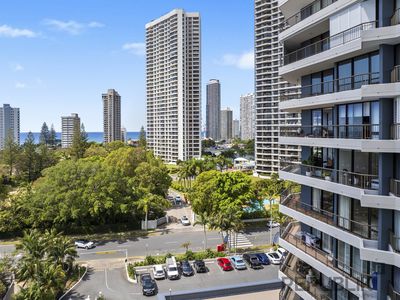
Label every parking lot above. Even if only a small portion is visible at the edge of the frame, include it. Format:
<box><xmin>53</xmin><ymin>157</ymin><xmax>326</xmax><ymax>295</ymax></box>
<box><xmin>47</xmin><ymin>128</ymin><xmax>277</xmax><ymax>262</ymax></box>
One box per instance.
<box><xmin>66</xmin><ymin>259</ymin><xmax>280</xmax><ymax>299</ymax></box>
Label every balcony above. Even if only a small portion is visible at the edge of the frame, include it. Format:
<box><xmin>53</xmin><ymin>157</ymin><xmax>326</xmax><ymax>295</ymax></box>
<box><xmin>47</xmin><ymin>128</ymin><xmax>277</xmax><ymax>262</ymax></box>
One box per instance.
<box><xmin>283</xmin><ymin>22</ymin><xmax>376</xmax><ymax>66</ymax></box>
<box><xmin>280</xmin><ymin>222</ymin><xmax>373</xmax><ymax>290</ymax></box>
<box><xmin>389</xmin><ymin>283</ymin><xmax>400</xmax><ymax>300</ymax></box>
<box><xmin>281</xmin><ymin>192</ymin><xmax>378</xmax><ymax>240</ymax></box>
<box><xmin>280</xmin><ymin>161</ymin><xmax>379</xmax><ymax>191</ymax></box>
<box><xmin>280</xmin><ymin>254</ymin><xmax>332</xmax><ymax>300</ymax></box>
<box><xmin>280</xmin><ymin>0</ymin><xmax>337</xmax><ymax>31</ymax></box>
<box><xmin>392</xmin><ymin>65</ymin><xmax>400</xmax><ymax>83</ymax></box>
<box><xmin>280</xmin><ymin>72</ymin><xmax>380</xmax><ymax>102</ymax></box>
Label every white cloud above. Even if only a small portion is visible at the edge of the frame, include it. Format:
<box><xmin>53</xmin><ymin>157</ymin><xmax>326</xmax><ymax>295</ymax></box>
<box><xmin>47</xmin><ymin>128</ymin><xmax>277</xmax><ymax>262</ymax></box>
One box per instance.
<box><xmin>43</xmin><ymin>19</ymin><xmax>104</xmax><ymax>35</ymax></box>
<box><xmin>122</xmin><ymin>42</ymin><xmax>145</xmax><ymax>56</ymax></box>
<box><xmin>14</xmin><ymin>63</ymin><xmax>24</xmax><ymax>71</ymax></box>
<box><xmin>218</xmin><ymin>51</ymin><xmax>254</xmax><ymax>70</ymax></box>
<box><xmin>15</xmin><ymin>82</ymin><xmax>26</xmax><ymax>89</ymax></box>
<box><xmin>0</xmin><ymin>25</ymin><xmax>37</xmax><ymax>38</ymax></box>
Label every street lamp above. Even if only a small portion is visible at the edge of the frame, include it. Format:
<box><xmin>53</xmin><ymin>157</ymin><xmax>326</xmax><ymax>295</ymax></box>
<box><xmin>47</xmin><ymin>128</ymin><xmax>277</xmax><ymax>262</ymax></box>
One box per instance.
<box><xmin>169</xmin><ymin>288</ymin><xmax>172</xmax><ymax>300</ymax></box>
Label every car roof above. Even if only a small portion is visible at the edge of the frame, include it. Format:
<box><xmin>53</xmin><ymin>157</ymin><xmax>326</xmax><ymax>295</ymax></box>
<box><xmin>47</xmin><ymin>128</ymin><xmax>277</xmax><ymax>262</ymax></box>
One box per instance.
<box><xmin>230</xmin><ymin>255</ymin><xmax>242</xmax><ymax>260</ymax></box>
<box><xmin>154</xmin><ymin>265</ymin><xmax>163</xmax><ymax>270</ymax></box>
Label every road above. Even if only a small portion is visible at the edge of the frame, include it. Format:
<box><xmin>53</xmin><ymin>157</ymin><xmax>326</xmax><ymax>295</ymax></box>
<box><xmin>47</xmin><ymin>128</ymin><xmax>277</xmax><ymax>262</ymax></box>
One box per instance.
<box><xmin>0</xmin><ymin>227</ymin><xmax>279</xmax><ymax>262</ymax></box>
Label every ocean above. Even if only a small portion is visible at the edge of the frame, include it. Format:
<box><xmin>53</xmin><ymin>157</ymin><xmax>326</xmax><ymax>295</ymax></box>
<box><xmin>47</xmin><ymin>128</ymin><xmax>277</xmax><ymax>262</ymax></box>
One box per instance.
<box><xmin>20</xmin><ymin>132</ymin><xmax>140</xmax><ymax>144</ymax></box>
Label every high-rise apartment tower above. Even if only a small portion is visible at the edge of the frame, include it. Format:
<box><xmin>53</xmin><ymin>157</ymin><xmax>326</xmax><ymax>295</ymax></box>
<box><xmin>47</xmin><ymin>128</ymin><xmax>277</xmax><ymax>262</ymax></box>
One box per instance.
<box><xmin>206</xmin><ymin>79</ymin><xmax>221</xmax><ymax>141</ymax></box>
<box><xmin>102</xmin><ymin>89</ymin><xmax>121</xmax><ymax>143</ymax></box>
<box><xmin>61</xmin><ymin>113</ymin><xmax>80</xmax><ymax>148</ymax></box>
<box><xmin>0</xmin><ymin>104</ymin><xmax>19</xmax><ymax>149</ymax></box>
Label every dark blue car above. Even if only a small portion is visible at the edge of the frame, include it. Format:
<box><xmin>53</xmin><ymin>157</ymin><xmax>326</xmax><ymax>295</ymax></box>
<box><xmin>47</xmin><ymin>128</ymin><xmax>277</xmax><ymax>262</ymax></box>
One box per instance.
<box><xmin>255</xmin><ymin>253</ymin><xmax>270</xmax><ymax>265</ymax></box>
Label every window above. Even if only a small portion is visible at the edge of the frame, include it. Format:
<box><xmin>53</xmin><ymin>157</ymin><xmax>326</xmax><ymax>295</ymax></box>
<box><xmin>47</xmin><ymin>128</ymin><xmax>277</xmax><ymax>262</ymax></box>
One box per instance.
<box><xmin>338</xmin><ymin>195</ymin><xmax>351</xmax><ymax>230</ymax></box>
<box><xmin>354</xmin><ymin>55</ymin><xmax>369</xmax><ymax>89</ymax></box>
<box><xmin>337</xmin><ymin>240</ymin><xmax>351</xmax><ymax>274</ymax></box>
<box><xmin>338</xmin><ymin>60</ymin><xmax>352</xmax><ymax>91</ymax></box>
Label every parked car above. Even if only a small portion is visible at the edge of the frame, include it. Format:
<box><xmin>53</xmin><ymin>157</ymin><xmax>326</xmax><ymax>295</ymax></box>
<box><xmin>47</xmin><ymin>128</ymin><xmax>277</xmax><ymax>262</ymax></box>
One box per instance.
<box><xmin>267</xmin><ymin>221</ymin><xmax>280</xmax><ymax>228</ymax></box>
<box><xmin>180</xmin><ymin>216</ymin><xmax>191</xmax><ymax>226</ymax></box>
<box><xmin>275</xmin><ymin>247</ymin><xmax>288</xmax><ymax>260</ymax></box>
<box><xmin>180</xmin><ymin>260</ymin><xmax>194</xmax><ymax>276</ymax></box>
<box><xmin>152</xmin><ymin>265</ymin><xmax>165</xmax><ymax>280</ymax></box>
<box><xmin>242</xmin><ymin>254</ymin><xmax>263</xmax><ymax>269</ymax></box>
<box><xmin>175</xmin><ymin>196</ymin><xmax>182</xmax><ymax>205</ymax></box>
<box><xmin>254</xmin><ymin>253</ymin><xmax>270</xmax><ymax>265</ymax></box>
<box><xmin>217</xmin><ymin>257</ymin><xmax>233</xmax><ymax>271</ymax></box>
<box><xmin>193</xmin><ymin>259</ymin><xmax>207</xmax><ymax>273</ymax></box>
<box><xmin>266</xmin><ymin>251</ymin><xmax>282</xmax><ymax>265</ymax></box>
<box><xmin>166</xmin><ymin>256</ymin><xmax>180</xmax><ymax>280</ymax></box>
<box><xmin>140</xmin><ymin>273</ymin><xmax>157</xmax><ymax>296</ymax></box>
<box><xmin>74</xmin><ymin>240</ymin><xmax>95</xmax><ymax>249</ymax></box>
<box><xmin>230</xmin><ymin>255</ymin><xmax>247</xmax><ymax>270</ymax></box>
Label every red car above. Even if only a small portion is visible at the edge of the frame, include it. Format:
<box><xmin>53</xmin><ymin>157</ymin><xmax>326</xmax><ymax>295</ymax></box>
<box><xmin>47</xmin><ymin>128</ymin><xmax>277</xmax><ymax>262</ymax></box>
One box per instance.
<box><xmin>217</xmin><ymin>257</ymin><xmax>234</xmax><ymax>271</ymax></box>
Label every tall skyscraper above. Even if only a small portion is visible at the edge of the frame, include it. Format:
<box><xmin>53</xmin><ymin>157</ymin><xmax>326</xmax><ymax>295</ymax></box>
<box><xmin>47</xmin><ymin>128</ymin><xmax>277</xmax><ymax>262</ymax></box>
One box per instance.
<box><xmin>146</xmin><ymin>9</ymin><xmax>201</xmax><ymax>162</ymax></box>
<box><xmin>121</xmin><ymin>127</ymin><xmax>127</xmax><ymax>143</ymax></box>
<box><xmin>220</xmin><ymin>108</ymin><xmax>233</xmax><ymax>141</ymax></box>
<box><xmin>61</xmin><ymin>113</ymin><xmax>80</xmax><ymax>148</ymax></box>
<box><xmin>254</xmin><ymin>0</ymin><xmax>300</xmax><ymax>176</ymax></box>
<box><xmin>0</xmin><ymin>104</ymin><xmax>19</xmax><ymax>149</ymax></box>
<box><xmin>206</xmin><ymin>79</ymin><xmax>221</xmax><ymax>141</ymax></box>
<box><xmin>102</xmin><ymin>89</ymin><xmax>121</xmax><ymax>143</ymax></box>
<box><xmin>277</xmin><ymin>1</ymin><xmax>400</xmax><ymax>300</ymax></box>
<box><xmin>240</xmin><ymin>93</ymin><xmax>255</xmax><ymax>140</ymax></box>
<box><xmin>233</xmin><ymin>119</ymin><xmax>240</xmax><ymax>139</ymax></box>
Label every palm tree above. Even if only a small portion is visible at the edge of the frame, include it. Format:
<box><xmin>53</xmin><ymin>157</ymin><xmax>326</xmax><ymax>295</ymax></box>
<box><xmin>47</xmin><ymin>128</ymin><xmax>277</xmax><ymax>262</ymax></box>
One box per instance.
<box><xmin>137</xmin><ymin>192</ymin><xmax>171</xmax><ymax>230</ymax></box>
<box><xmin>193</xmin><ymin>211</ymin><xmax>209</xmax><ymax>250</ymax></box>
<box><xmin>181</xmin><ymin>241</ymin><xmax>191</xmax><ymax>252</ymax></box>
<box><xmin>45</xmin><ymin>230</ymin><xmax>77</xmax><ymax>271</ymax></box>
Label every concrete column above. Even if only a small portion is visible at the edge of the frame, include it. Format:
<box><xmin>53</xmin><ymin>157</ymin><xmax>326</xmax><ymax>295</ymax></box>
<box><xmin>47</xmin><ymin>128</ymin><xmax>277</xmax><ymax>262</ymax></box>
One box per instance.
<box><xmin>379</xmin><ymin>0</ymin><xmax>395</xmax><ymax>28</ymax></box>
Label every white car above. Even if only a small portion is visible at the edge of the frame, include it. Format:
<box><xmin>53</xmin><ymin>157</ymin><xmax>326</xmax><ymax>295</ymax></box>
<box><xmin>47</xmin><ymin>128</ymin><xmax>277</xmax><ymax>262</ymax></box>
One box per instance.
<box><xmin>74</xmin><ymin>240</ymin><xmax>95</xmax><ymax>249</ymax></box>
<box><xmin>275</xmin><ymin>247</ymin><xmax>288</xmax><ymax>260</ymax></box>
<box><xmin>180</xmin><ymin>216</ymin><xmax>191</xmax><ymax>226</ymax></box>
<box><xmin>267</xmin><ymin>221</ymin><xmax>280</xmax><ymax>228</ymax></box>
<box><xmin>152</xmin><ymin>264</ymin><xmax>165</xmax><ymax>280</ymax></box>
<box><xmin>266</xmin><ymin>251</ymin><xmax>281</xmax><ymax>265</ymax></box>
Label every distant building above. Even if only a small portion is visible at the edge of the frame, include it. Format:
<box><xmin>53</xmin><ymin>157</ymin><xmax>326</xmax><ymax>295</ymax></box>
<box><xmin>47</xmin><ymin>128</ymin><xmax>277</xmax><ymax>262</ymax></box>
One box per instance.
<box><xmin>220</xmin><ymin>108</ymin><xmax>233</xmax><ymax>141</ymax></box>
<box><xmin>240</xmin><ymin>93</ymin><xmax>255</xmax><ymax>140</ymax></box>
<box><xmin>0</xmin><ymin>104</ymin><xmax>19</xmax><ymax>149</ymax></box>
<box><xmin>206</xmin><ymin>79</ymin><xmax>221</xmax><ymax>141</ymax></box>
<box><xmin>103</xmin><ymin>89</ymin><xmax>121</xmax><ymax>143</ymax></box>
<box><xmin>121</xmin><ymin>127</ymin><xmax>127</xmax><ymax>143</ymax></box>
<box><xmin>233</xmin><ymin>119</ymin><xmax>240</xmax><ymax>139</ymax></box>
<box><xmin>146</xmin><ymin>9</ymin><xmax>201</xmax><ymax>162</ymax></box>
<box><xmin>61</xmin><ymin>113</ymin><xmax>80</xmax><ymax>148</ymax></box>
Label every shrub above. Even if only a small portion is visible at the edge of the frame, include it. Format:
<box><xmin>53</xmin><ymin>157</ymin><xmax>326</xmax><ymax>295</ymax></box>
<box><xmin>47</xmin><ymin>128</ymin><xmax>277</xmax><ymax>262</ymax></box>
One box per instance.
<box><xmin>127</xmin><ymin>264</ymin><xmax>136</xmax><ymax>279</ymax></box>
<box><xmin>144</xmin><ymin>255</ymin><xmax>156</xmax><ymax>266</ymax></box>
<box><xmin>184</xmin><ymin>250</ymin><xmax>195</xmax><ymax>261</ymax></box>
<box><xmin>205</xmin><ymin>248</ymin><xmax>216</xmax><ymax>258</ymax></box>
<box><xmin>0</xmin><ymin>281</ymin><xmax>6</xmax><ymax>296</ymax></box>
<box><xmin>165</xmin><ymin>252</ymin><xmax>172</xmax><ymax>259</ymax></box>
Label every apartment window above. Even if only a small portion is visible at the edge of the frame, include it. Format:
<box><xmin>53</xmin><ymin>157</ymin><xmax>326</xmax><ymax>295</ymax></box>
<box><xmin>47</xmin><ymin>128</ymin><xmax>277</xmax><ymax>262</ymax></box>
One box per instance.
<box><xmin>338</xmin><ymin>60</ymin><xmax>352</xmax><ymax>91</ymax></box>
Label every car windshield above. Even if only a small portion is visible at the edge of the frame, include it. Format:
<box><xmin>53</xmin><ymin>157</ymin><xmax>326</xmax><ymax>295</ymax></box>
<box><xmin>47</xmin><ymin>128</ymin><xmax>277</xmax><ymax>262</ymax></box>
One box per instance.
<box><xmin>156</xmin><ymin>270</ymin><xmax>163</xmax><ymax>274</ymax></box>
<box><xmin>143</xmin><ymin>281</ymin><xmax>154</xmax><ymax>288</ymax></box>
<box><xmin>236</xmin><ymin>260</ymin><xmax>244</xmax><ymax>264</ymax></box>
<box><xmin>270</xmin><ymin>253</ymin><xmax>279</xmax><ymax>259</ymax></box>
<box><xmin>169</xmin><ymin>267</ymin><xmax>177</xmax><ymax>271</ymax></box>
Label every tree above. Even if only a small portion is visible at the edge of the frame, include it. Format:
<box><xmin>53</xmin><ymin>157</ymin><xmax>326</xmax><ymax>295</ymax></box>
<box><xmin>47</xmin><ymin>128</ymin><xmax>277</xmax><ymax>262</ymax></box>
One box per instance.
<box><xmin>193</xmin><ymin>211</ymin><xmax>209</xmax><ymax>250</ymax></box>
<box><xmin>70</xmin><ymin>123</ymin><xmax>88</xmax><ymax>159</ymax></box>
<box><xmin>137</xmin><ymin>192</ymin><xmax>170</xmax><ymax>230</ymax></box>
<box><xmin>181</xmin><ymin>241</ymin><xmax>191</xmax><ymax>252</ymax></box>
<box><xmin>2</xmin><ymin>131</ymin><xmax>19</xmax><ymax>178</ymax></box>
<box><xmin>18</xmin><ymin>132</ymin><xmax>38</xmax><ymax>182</ymax></box>
<box><xmin>48</xmin><ymin>124</ymin><xmax>57</xmax><ymax>148</ymax></box>
<box><xmin>138</xmin><ymin>126</ymin><xmax>146</xmax><ymax>148</ymax></box>
<box><xmin>39</xmin><ymin>122</ymin><xmax>50</xmax><ymax>145</ymax></box>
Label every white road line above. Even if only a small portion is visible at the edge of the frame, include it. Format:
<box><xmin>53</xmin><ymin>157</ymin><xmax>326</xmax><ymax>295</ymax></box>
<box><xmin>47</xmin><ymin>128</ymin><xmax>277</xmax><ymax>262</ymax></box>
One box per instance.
<box><xmin>165</xmin><ymin>241</ymin><xmax>178</xmax><ymax>244</ymax></box>
<box><xmin>104</xmin><ymin>269</ymin><xmax>116</xmax><ymax>292</ymax></box>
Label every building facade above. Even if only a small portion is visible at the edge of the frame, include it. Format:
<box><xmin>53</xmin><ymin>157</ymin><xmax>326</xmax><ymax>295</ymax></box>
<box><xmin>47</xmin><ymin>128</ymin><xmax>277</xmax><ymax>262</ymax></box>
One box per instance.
<box><xmin>206</xmin><ymin>79</ymin><xmax>221</xmax><ymax>141</ymax></box>
<box><xmin>233</xmin><ymin>119</ymin><xmax>240</xmax><ymax>139</ymax></box>
<box><xmin>254</xmin><ymin>0</ymin><xmax>301</xmax><ymax>176</ymax></box>
<box><xmin>146</xmin><ymin>9</ymin><xmax>201</xmax><ymax>162</ymax></box>
<box><xmin>277</xmin><ymin>1</ymin><xmax>400</xmax><ymax>300</ymax></box>
<box><xmin>121</xmin><ymin>127</ymin><xmax>127</xmax><ymax>143</ymax></box>
<box><xmin>61</xmin><ymin>113</ymin><xmax>80</xmax><ymax>148</ymax></box>
<box><xmin>102</xmin><ymin>89</ymin><xmax>121</xmax><ymax>143</ymax></box>
<box><xmin>0</xmin><ymin>104</ymin><xmax>19</xmax><ymax>149</ymax></box>
<box><xmin>240</xmin><ymin>93</ymin><xmax>255</xmax><ymax>140</ymax></box>
<box><xmin>220</xmin><ymin>108</ymin><xmax>233</xmax><ymax>141</ymax></box>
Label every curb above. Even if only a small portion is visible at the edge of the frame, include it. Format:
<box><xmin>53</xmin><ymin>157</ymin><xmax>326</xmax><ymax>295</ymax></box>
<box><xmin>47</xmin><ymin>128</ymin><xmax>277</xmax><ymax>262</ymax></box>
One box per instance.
<box><xmin>58</xmin><ymin>265</ymin><xmax>88</xmax><ymax>300</ymax></box>
<box><xmin>125</xmin><ymin>263</ymin><xmax>137</xmax><ymax>283</ymax></box>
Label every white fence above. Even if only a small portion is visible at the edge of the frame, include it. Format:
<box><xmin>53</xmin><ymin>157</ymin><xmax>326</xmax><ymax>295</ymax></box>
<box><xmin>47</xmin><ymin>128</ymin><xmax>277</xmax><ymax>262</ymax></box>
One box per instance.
<box><xmin>141</xmin><ymin>216</ymin><xmax>168</xmax><ymax>230</ymax></box>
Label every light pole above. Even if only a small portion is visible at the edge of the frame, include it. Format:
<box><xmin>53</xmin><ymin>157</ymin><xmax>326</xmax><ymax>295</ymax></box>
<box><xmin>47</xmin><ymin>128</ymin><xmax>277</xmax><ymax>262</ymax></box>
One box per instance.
<box><xmin>269</xmin><ymin>199</ymin><xmax>273</xmax><ymax>247</ymax></box>
<box><xmin>169</xmin><ymin>288</ymin><xmax>172</xmax><ymax>300</ymax></box>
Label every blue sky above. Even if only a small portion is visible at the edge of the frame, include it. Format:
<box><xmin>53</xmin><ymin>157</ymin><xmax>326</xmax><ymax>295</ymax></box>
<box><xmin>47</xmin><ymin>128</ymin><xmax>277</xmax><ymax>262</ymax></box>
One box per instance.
<box><xmin>0</xmin><ymin>0</ymin><xmax>254</xmax><ymax>132</ymax></box>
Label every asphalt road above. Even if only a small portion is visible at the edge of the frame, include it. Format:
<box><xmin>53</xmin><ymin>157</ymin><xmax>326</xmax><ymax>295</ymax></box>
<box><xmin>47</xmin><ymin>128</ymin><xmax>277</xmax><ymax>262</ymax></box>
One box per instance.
<box><xmin>0</xmin><ymin>227</ymin><xmax>279</xmax><ymax>262</ymax></box>
<box><xmin>66</xmin><ymin>259</ymin><xmax>281</xmax><ymax>300</ymax></box>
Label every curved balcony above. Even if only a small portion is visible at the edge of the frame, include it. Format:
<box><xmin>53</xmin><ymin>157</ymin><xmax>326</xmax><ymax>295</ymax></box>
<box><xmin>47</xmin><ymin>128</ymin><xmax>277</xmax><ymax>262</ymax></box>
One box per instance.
<box><xmin>280</xmin><ymin>222</ymin><xmax>374</xmax><ymax>292</ymax></box>
<box><xmin>283</xmin><ymin>21</ymin><xmax>376</xmax><ymax>66</ymax></box>
<box><xmin>280</xmin><ymin>0</ymin><xmax>337</xmax><ymax>30</ymax></box>
<box><xmin>280</xmin><ymin>161</ymin><xmax>379</xmax><ymax>191</ymax></box>
<box><xmin>281</xmin><ymin>192</ymin><xmax>378</xmax><ymax>240</ymax></box>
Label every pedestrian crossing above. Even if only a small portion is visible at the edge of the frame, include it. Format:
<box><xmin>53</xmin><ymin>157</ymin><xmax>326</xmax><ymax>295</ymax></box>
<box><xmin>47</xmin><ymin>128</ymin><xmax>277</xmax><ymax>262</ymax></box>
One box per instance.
<box><xmin>227</xmin><ymin>232</ymin><xmax>253</xmax><ymax>249</ymax></box>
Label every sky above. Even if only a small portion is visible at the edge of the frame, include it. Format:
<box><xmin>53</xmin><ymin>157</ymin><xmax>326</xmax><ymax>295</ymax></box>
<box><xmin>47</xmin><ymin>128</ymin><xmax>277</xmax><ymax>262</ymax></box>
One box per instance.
<box><xmin>0</xmin><ymin>0</ymin><xmax>254</xmax><ymax>132</ymax></box>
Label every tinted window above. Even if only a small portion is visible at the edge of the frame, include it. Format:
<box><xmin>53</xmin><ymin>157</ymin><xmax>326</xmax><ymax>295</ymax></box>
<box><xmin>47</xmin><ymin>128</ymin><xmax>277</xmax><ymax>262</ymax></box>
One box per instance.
<box><xmin>338</xmin><ymin>60</ymin><xmax>352</xmax><ymax>91</ymax></box>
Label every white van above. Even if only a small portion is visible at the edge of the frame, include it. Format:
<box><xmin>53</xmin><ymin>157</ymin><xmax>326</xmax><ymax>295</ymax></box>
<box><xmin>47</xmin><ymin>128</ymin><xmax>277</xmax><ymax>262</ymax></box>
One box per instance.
<box><xmin>166</xmin><ymin>256</ymin><xmax>179</xmax><ymax>280</ymax></box>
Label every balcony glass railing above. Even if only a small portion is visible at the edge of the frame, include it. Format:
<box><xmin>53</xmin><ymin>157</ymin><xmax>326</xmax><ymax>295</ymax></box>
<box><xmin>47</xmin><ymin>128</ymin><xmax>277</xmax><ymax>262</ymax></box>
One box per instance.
<box><xmin>280</xmin><ymin>254</ymin><xmax>332</xmax><ymax>300</ymax></box>
<box><xmin>281</xmin><ymin>192</ymin><xmax>378</xmax><ymax>239</ymax></box>
<box><xmin>281</xmin><ymin>222</ymin><xmax>373</xmax><ymax>288</ymax></box>
<box><xmin>280</xmin><ymin>161</ymin><xmax>380</xmax><ymax>191</ymax></box>
<box><xmin>280</xmin><ymin>124</ymin><xmax>380</xmax><ymax>140</ymax></box>
<box><xmin>280</xmin><ymin>72</ymin><xmax>380</xmax><ymax>101</ymax></box>
<box><xmin>280</xmin><ymin>0</ymin><xmax>338</xmax><ymax>30</ymax></box>
<box><xmin>391</xmin><ymin>8</ymin><xmax>400</xmax><ymax>26</ymax></box>
<box><xmin>390</xmin><ymin>179</ymin><xmax>400</xmax><ymax>197</ymax></box>
<box><xmin>283</xmin><ymin>21</ymin><xmax>376</xmax><ymax>65</ymax></box>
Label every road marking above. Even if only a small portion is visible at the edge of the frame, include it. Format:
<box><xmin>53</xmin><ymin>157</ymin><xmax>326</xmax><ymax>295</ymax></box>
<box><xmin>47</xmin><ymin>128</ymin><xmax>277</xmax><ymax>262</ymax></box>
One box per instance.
<box><xmin>165</xmin><ymin>241</ymin><xmax>178</xmax><ymax>244</ymax></box>
<box><xmin>104</xmin><ymin>269</ymin><xmax>116</xmax><ymax>292</ymax></box>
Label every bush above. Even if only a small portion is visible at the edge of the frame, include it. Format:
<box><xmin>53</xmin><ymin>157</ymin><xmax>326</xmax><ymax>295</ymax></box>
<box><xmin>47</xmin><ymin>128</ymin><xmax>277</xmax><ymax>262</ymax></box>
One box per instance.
<box><xmin>144</xmin><ymin>255</ymin><xmax>156</xmax><ymax>265</ymax></box>
<box><xmin>241</xmin><ymin>209</ymin><xmax>266</xmax><ymax>220</ymax></box>
<box><xmin>165</xmin><ymin>252</ymin><xmax>172</xmax><ymax>259</ymax></box>
<box><xmin>127</xmin><ymin>264</ymin><xmax>136</xmax><ymax>279</ymax></box>
<box><xmin>0</xmin><ymin>281</ymin><xmax>6</xmax><ymax>297</ymax></box>
<box><xmin>184</xmin><ymin>250</ymin><xmax>195</xmax><ymax>261</ymax></box>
